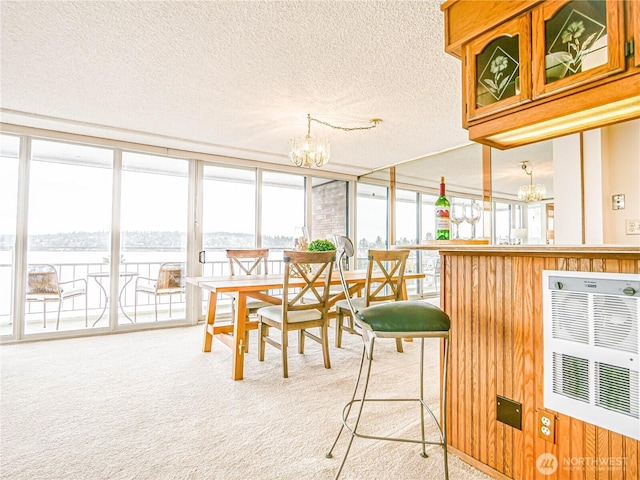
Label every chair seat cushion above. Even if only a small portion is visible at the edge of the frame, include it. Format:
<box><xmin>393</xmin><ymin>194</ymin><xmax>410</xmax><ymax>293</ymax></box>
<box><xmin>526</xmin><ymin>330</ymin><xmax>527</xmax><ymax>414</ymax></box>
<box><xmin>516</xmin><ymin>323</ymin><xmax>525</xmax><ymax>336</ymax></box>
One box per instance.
<box><xmin>138</xmin><ymin>285</ymin><xmax>182</xmax><ymax>295</ymax></box>
<box><xmin>257</xmin><ymin>305</ymin><xmax>323</xmax><ymax>324</ymax></box>
<box><xmin>137</xmin><ymin>284</ymin><xmax>157</xmax><ymax>294</ymax></box>
<box><xmin>60</xmin><ymin>287</ymin><xmax>86</xmax><ymax>298</ymax></box>
<box><xmin>246</xmin><ymin>298</ymin><xmax>273</xmax><ymax>311</ymax></box>
<box><xmin>357</xmin><ymin>301</ymin><xmax>450</xmax><ymax>333</ymax></box>
<box><xmin>335</xmin><ymin>298</ymin><xmax>388</xmax><ymax>311</ymax></box>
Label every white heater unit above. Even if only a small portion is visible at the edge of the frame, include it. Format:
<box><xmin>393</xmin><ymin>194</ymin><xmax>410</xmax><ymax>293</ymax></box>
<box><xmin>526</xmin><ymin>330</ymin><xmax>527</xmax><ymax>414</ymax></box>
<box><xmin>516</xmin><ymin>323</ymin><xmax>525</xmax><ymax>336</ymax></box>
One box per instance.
<box><xmin>543</xmin><ymin>270</ymin><xmax>640</xmax><ymax>440</ymax></box>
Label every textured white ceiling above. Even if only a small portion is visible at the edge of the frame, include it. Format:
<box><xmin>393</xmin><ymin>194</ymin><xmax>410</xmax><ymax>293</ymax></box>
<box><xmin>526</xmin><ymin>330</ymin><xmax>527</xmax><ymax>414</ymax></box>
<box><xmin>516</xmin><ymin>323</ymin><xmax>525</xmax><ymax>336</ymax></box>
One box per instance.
<box><xmin>0</xmin><ymin>0</ymin><xmax>471</xmax><ymax>176</ymax></box>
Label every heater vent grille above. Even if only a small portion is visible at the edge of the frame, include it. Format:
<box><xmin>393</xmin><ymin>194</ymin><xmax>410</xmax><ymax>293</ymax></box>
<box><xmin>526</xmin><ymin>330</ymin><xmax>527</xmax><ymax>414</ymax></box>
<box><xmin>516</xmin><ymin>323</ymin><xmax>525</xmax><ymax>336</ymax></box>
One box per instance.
<box><xmin>553</xmin><ymin>352</ymin><xmax>590</xmax><ymax>402</ymax></box>
<box><xmin>551</xmin><ymin>291</ymin><xmax>589</xmax><ymax>344</ymax></box>
<box><xmin>596</xmin><ymin>362</ymin><xmax>639</xmax><ymax>419</ymax></box>
<box><xmin>543</xmin><ymin>271</ymin><xmax>640</xmax><ymax>441</ymax></box>
<box><xmin>593</xmin><ymin>295</ymin><xmax>638</xmax><ymax>354</ymax></box>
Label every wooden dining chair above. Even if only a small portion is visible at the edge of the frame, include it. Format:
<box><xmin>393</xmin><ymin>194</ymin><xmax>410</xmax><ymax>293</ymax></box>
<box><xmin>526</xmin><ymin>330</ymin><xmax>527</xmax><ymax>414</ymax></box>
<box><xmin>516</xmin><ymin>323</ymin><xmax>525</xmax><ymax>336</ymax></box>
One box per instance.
<box><xmin>257</xmin><ymin>250</ymin><xmax>335</xmax><ymax>378</ymax></box>
<box><xmin>225</xmin><ymin>249</ymin><xmax>271</xmax><ymax>351</ymax></box>
<box><xmin>334</xmin><ymin>248</ymin><xmax>410</xmax><ymax>352</ymax></box>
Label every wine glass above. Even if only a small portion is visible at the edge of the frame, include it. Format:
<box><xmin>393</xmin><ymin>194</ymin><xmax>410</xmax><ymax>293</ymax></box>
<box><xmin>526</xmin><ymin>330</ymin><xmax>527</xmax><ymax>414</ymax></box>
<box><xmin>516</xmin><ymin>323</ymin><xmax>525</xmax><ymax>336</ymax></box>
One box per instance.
<box><xmin>450</xmin><ymin>203</ymin><xmax>466</xmax><ymax>239</ymax></box>
<box><xmin>464</xmin><ymin>203</ymin><xmax>482</xmax><ymax>239</ymax></box>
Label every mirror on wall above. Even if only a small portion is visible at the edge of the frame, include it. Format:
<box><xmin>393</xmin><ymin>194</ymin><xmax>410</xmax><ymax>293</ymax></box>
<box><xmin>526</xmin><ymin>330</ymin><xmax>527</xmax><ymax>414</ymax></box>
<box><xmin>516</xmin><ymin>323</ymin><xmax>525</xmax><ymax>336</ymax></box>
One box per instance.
<box><xmin>394</xmin><ymin>144</ymin><xmax>483</xmax><ymax>196</ymax></box>
<box><xmin>491</xmin><ymin>141</ymin><xmax>554</xmax><ymax>245</ymax></box>
<box><xmin>358</xmin><ymin>139</ymin><xmax>555</xmax><ymax>245</ymax></box>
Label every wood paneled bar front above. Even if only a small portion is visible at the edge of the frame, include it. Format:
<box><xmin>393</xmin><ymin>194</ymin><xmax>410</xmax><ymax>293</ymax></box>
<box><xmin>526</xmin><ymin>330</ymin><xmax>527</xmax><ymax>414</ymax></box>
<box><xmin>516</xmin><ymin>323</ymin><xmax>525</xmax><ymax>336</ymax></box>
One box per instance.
<box><xmin>400</xmin><ymin>244</ymin><xmax>640</xmax><ymax>480</ymax></box>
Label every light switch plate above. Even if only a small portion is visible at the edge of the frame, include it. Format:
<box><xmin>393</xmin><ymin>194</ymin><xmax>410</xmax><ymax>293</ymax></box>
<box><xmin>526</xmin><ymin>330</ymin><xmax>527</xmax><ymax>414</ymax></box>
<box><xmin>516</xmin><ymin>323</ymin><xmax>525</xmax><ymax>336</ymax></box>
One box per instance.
<box><xmin>626</xmin><ymin>219</ymin><xmax>640</xmax><ymax>235</ymax></box>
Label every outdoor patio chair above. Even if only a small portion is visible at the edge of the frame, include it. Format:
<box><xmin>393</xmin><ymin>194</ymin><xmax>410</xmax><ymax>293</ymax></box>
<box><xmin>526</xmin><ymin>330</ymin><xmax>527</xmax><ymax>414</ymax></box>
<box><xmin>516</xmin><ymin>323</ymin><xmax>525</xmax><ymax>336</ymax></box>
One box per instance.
<box><xmin>25</xmin><ymin>264</ymin><xmax>87</xmax><ymax>330</ymax></box>
<box><xmin>134</xmin><ymin>263</ymin><xmax>184</xmax><ymax>321</ymax></box>
<box><xmin>257</xmin><ymin>250</ymin><xmax>335</xmax><ymax>378</ymax></box>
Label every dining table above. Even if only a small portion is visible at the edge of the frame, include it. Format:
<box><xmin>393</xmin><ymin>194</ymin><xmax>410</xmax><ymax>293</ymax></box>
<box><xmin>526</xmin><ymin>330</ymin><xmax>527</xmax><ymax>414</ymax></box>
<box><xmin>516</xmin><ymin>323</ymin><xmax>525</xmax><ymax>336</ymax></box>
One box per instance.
<box><xmin>186</xmin><ymin>270</ymin><xmax>424</xmax><ymax>380</ymax></box>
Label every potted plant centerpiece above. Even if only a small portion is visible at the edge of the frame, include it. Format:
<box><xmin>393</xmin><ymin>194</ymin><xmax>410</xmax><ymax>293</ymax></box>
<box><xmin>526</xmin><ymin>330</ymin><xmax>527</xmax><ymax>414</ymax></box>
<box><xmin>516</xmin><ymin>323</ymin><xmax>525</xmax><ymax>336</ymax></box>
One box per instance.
<box><xmin>307</xmin><ymin>239</ymin><xmax>336</xmax><ymax>253</ymax></box>
<box><xmin>291</xmin><ymin>238</ymin><xmax>336</xmax><ymax>277</ymax></box>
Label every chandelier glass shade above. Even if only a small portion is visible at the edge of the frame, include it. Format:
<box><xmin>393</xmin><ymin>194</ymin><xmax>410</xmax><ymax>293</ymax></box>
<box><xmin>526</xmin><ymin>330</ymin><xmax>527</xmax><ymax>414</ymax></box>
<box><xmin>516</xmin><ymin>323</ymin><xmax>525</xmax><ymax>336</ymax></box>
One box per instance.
<box><xmin>517</xmin><ymin>161</ymin><xmax>546</xmax><ymax>202</ymax></box>
<box><xmin>288</xmin><ymin>114</ymin><xmax>381</xmax><ymax>168</ymax></box>
<box><xmin>289</xmin><ymin>133</ymin><xmax>330</xmax><ymax>168</ymax></box>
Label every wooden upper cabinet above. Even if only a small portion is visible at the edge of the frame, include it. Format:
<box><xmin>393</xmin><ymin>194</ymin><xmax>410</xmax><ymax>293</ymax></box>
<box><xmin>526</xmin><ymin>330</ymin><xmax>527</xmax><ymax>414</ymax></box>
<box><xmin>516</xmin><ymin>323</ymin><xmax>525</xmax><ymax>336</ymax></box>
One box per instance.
<box><xmin>631</xmin><ymin>0</ymin><xmax>640</xmax><ymax>69</ymax></box>
<box><xmin>532</xmin><ymin>0</ymin><xmax>625</xmax><ymax>99</ymax></box>
<box><xmin>443</xmin><ymin>0</ymin><xmax>639</xmax><ymax>149</ymax></box>
<box><xmin>464</xmin><ymin>15</ymin><xmax>532</xmax><ymax>122</ymax></box>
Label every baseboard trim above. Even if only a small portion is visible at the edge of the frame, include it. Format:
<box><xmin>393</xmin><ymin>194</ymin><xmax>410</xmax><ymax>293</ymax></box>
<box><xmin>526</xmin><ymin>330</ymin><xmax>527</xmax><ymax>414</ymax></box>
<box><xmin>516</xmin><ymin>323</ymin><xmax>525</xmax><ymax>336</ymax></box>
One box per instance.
<box><xmin>449</xmin><ymin>446</ymin><xmax>512</xmax><ymax>480</ymax></box>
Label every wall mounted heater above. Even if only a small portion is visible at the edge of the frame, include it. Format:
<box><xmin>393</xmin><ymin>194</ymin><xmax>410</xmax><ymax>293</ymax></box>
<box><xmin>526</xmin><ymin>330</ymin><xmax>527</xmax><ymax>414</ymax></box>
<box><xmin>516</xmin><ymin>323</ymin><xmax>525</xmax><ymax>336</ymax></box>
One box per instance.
<box><xmin>543</xmin><ymin>270</ymin><xmax>640</xmax><ymax>440</ymax></box>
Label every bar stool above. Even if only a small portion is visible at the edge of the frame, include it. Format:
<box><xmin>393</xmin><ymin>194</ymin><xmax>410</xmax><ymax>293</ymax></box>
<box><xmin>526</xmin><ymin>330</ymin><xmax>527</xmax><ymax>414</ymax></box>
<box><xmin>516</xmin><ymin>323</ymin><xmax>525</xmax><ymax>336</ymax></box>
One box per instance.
<box><xmin>326</xmin><ymin>235</ymin><xmax>451</xmax><ymax>479</ymax></box>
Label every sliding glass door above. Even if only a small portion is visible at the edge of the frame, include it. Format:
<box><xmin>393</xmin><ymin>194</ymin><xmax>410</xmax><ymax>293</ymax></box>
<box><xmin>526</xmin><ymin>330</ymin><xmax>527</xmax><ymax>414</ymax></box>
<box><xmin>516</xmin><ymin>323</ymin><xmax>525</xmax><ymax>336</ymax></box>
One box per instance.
<box><xmin>120</xmin><ymin>152</ymin><xmax>189</xmax><ymax>325</ymax></box>
<box><xmin>25</xmin><ymin>140</ymin><xmax>113</xmax><ymax>335</ymax></box>
<box><xmin>202</xmin><ymin>165</ymin><xmax>257</xmax><ymax>275</ymax></box>
<box><xmin>0</xmin><ymin>135</ymin><xmax>20</xmax><ymax>337</ymax></box>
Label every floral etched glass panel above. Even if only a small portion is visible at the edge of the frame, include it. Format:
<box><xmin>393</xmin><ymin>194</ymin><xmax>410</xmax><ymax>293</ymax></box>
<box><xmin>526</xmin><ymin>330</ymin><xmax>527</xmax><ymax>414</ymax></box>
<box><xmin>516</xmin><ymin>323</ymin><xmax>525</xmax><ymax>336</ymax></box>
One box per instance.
<box><xmin>544</xmin><ymin>0</ymin><xmax>607</xmax><ymax>84</ymax></box>
<box><xmin>475</xmin><ymin>35</ymin><xmax>520</xmax><ymax>108</ymax></box>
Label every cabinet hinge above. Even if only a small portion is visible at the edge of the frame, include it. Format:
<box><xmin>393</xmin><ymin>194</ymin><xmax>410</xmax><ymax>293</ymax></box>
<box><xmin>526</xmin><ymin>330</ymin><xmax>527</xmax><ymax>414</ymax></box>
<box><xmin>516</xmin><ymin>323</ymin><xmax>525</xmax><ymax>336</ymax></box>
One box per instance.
<box><xmin>625</xmin><ymin>40</ymin><xmax>635</xmax><ymax>57</ymax></box>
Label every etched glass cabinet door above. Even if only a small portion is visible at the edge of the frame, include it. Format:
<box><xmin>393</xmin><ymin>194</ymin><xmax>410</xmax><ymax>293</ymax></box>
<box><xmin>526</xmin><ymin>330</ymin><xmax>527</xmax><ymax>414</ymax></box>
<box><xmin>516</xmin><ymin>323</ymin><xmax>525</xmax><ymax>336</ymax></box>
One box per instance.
<box><xmin>532</xmin><ymin>0</ymin><xmax>625</xmax><ymax>99</ymax></box>
<box><xmin>464</xmin><ymin>15</ymin><xmax>531</xmax><ymax>122</ymax></box>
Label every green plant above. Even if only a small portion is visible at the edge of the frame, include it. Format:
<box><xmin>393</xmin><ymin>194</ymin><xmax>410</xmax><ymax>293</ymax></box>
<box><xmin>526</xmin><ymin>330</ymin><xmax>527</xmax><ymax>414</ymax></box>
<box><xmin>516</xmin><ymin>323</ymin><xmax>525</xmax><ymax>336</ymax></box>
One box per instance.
<box><xmin>308</xmin><ymin>239</ymin><xmax>336</xmax><ymax>252</ymax></box>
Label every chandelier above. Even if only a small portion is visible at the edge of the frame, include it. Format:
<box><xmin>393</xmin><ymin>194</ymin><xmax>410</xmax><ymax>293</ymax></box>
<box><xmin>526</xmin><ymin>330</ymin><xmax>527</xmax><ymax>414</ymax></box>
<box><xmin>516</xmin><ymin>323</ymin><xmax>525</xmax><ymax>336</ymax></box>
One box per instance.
<box><xmin>517</xmin><ymin>161</ymin><xmax>546</xmax><ymax>202</ymax></box>
<box><xmin>288</xmin><ymin>114</ymin><xmax>381</xmax><ymax>168</ymax></box>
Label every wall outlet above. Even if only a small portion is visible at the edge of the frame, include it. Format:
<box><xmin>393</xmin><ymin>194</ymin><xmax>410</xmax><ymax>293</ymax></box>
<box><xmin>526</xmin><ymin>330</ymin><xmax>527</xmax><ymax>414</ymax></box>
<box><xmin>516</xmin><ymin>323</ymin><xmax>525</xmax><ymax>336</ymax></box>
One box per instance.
<box><xmin>612</xmin><ymin>194</ymin><xmax>625</xmax><ymax>210</ymax></box>
<box><xmin>537</xmin><ymin>409</ymin><xmax>556</xmax><ymax>443</ymax></box>
<box><xmin>626</xmin><ymin>220</ymin><xmax>640</xmax><ymax>235</ymax></box>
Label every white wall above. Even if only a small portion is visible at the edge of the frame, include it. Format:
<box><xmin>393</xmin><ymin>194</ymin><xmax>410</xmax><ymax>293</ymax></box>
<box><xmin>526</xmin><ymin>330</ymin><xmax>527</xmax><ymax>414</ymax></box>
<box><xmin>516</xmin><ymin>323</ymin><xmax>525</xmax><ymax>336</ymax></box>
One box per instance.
<box><xmin>583</xmin><ymin>129</ymin><xmax>604</xmax><ymax>244</ymax></box>
<box><xmin>552</xmin><ymin>120</ymin><xmax>640</xmax><ymax>246</ymax></box>
<box><xmin>601</xmin><ymin>120</ymin><xmax>640</xmax><ymax>245</ymax></box>
<box><xmin>553</xmin><ymin>134</ymin><xmax>583</xmax><ymax>244</ymax></box>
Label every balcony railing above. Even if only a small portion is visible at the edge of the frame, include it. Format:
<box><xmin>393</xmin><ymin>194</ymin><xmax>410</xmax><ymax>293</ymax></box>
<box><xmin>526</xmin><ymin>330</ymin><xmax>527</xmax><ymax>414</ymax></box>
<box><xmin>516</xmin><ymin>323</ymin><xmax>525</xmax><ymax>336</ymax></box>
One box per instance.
<box><xmin>0</xmin><ymin>252</ymin><xmax>440</xmax><ymax>336</ymax></box>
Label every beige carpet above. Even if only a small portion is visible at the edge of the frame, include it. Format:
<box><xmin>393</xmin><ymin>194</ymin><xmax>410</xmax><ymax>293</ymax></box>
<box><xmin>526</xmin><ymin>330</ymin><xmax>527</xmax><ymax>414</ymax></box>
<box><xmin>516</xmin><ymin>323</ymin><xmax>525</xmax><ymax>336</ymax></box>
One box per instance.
<box><xmin>1</xmin><ymin>324</ymin><xmax>492</xmax><ymax>480</ymax></box>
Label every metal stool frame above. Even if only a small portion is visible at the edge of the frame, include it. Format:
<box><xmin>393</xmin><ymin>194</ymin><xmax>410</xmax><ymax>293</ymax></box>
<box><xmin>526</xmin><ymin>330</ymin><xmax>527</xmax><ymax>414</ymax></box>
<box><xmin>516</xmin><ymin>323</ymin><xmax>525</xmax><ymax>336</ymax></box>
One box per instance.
<box><xmin>326</xmin><ymin>235</ymin><xmax>450</xmax><ymax>479</ymax></box>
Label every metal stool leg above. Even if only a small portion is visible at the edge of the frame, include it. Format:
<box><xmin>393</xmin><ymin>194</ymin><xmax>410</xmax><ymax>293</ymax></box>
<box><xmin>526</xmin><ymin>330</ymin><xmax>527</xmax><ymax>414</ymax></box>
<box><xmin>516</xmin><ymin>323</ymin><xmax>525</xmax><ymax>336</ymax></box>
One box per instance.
<box><xmin>327</xmin><ymin>336</ymin><xmax>450</xmax><ymax>480</ymax></box>
<box><xmin>328</xmin><ymin>339</ymin><xmax>376</xmax><ymax>480</ymax></box>
<box><xmin>420</xmin><ymin>338</ymin><xmax>427</xmax><ymax>458</ymax></box>
<box><xmin>325</xmin><ymin>344</ymin><xmax>368</xmax><ymax>459</ymax></box>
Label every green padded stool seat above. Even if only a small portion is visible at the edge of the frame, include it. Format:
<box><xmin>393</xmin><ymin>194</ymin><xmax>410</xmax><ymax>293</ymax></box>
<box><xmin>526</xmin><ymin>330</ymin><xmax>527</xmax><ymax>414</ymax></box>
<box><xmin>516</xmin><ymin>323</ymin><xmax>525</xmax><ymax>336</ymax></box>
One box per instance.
<box><xmin>326</xmin><ymin>236</ymin><xmax>451</xmax><ymax>480</ymax></box>
<box><xmin>358</xmin><ymin>301</ymin><xmax>451</xmax><ymax>333</ymax></box>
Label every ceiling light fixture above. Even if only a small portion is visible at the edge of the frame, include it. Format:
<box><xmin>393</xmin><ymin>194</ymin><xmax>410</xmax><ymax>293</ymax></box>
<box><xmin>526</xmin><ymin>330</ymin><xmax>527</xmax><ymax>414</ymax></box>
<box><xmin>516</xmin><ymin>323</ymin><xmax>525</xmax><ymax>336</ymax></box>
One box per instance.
<box><xmin>289</xmin><ymin>114</ymin><xmax>382</xmax><ymax>168</ymax></box>
<box><xmin>518</xmin><ymin>160</ymin><xmax>546</xmax><ymax>202</ymax></box>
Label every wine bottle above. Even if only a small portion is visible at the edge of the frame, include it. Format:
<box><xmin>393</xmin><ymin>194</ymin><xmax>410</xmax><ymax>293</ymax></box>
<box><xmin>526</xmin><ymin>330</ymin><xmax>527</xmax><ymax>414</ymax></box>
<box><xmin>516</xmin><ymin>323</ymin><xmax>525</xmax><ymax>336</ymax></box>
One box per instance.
<box><xmin>435</xmin><ymin>176</ymin><xmax>451</xmax><ymax>240</ymax></box>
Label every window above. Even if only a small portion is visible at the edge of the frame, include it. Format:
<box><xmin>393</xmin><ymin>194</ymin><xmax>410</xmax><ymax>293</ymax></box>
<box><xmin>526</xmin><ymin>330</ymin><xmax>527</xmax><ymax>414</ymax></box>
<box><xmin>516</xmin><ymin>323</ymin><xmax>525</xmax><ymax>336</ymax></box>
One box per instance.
<box><xmin>356</xmin><ymin>183</ymin><xmax>388</xmax><ymax>268</ymax></box>
<box><xmin>420</xmin><ymin>193</ymin><xmax>438</xmax><ymax>242</ymax></box>
<box><xmin>0</xmin><ymin>135</ymin><xmax>20</xmax><ymax>336</ymax></box>
<box><xmin>261</xmin><ymin>171</ymin><xmax>305</xmax><ymax>257</ymax></box>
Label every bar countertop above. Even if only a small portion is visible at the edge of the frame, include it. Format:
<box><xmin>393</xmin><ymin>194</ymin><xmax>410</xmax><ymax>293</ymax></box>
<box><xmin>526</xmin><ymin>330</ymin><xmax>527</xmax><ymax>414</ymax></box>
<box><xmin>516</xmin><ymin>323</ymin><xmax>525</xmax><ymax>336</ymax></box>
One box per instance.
<box><xmin>395</xmin><ymin>242</ymin><xmax>640</xmax><ymax>258</ymax></box>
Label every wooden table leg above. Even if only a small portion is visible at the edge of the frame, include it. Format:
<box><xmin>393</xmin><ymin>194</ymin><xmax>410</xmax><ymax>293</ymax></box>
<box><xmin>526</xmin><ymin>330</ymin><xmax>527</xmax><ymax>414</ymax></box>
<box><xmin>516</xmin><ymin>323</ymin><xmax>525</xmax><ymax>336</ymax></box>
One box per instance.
<box><xmin>231</xmin><ymin>292</ymin><xmax>248</xmax><ymax>380</ymax></box>
<box><xmin>202</xmin><ymin>291</ymin><xmax>218</xmax><ymax>352</ymax></box>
